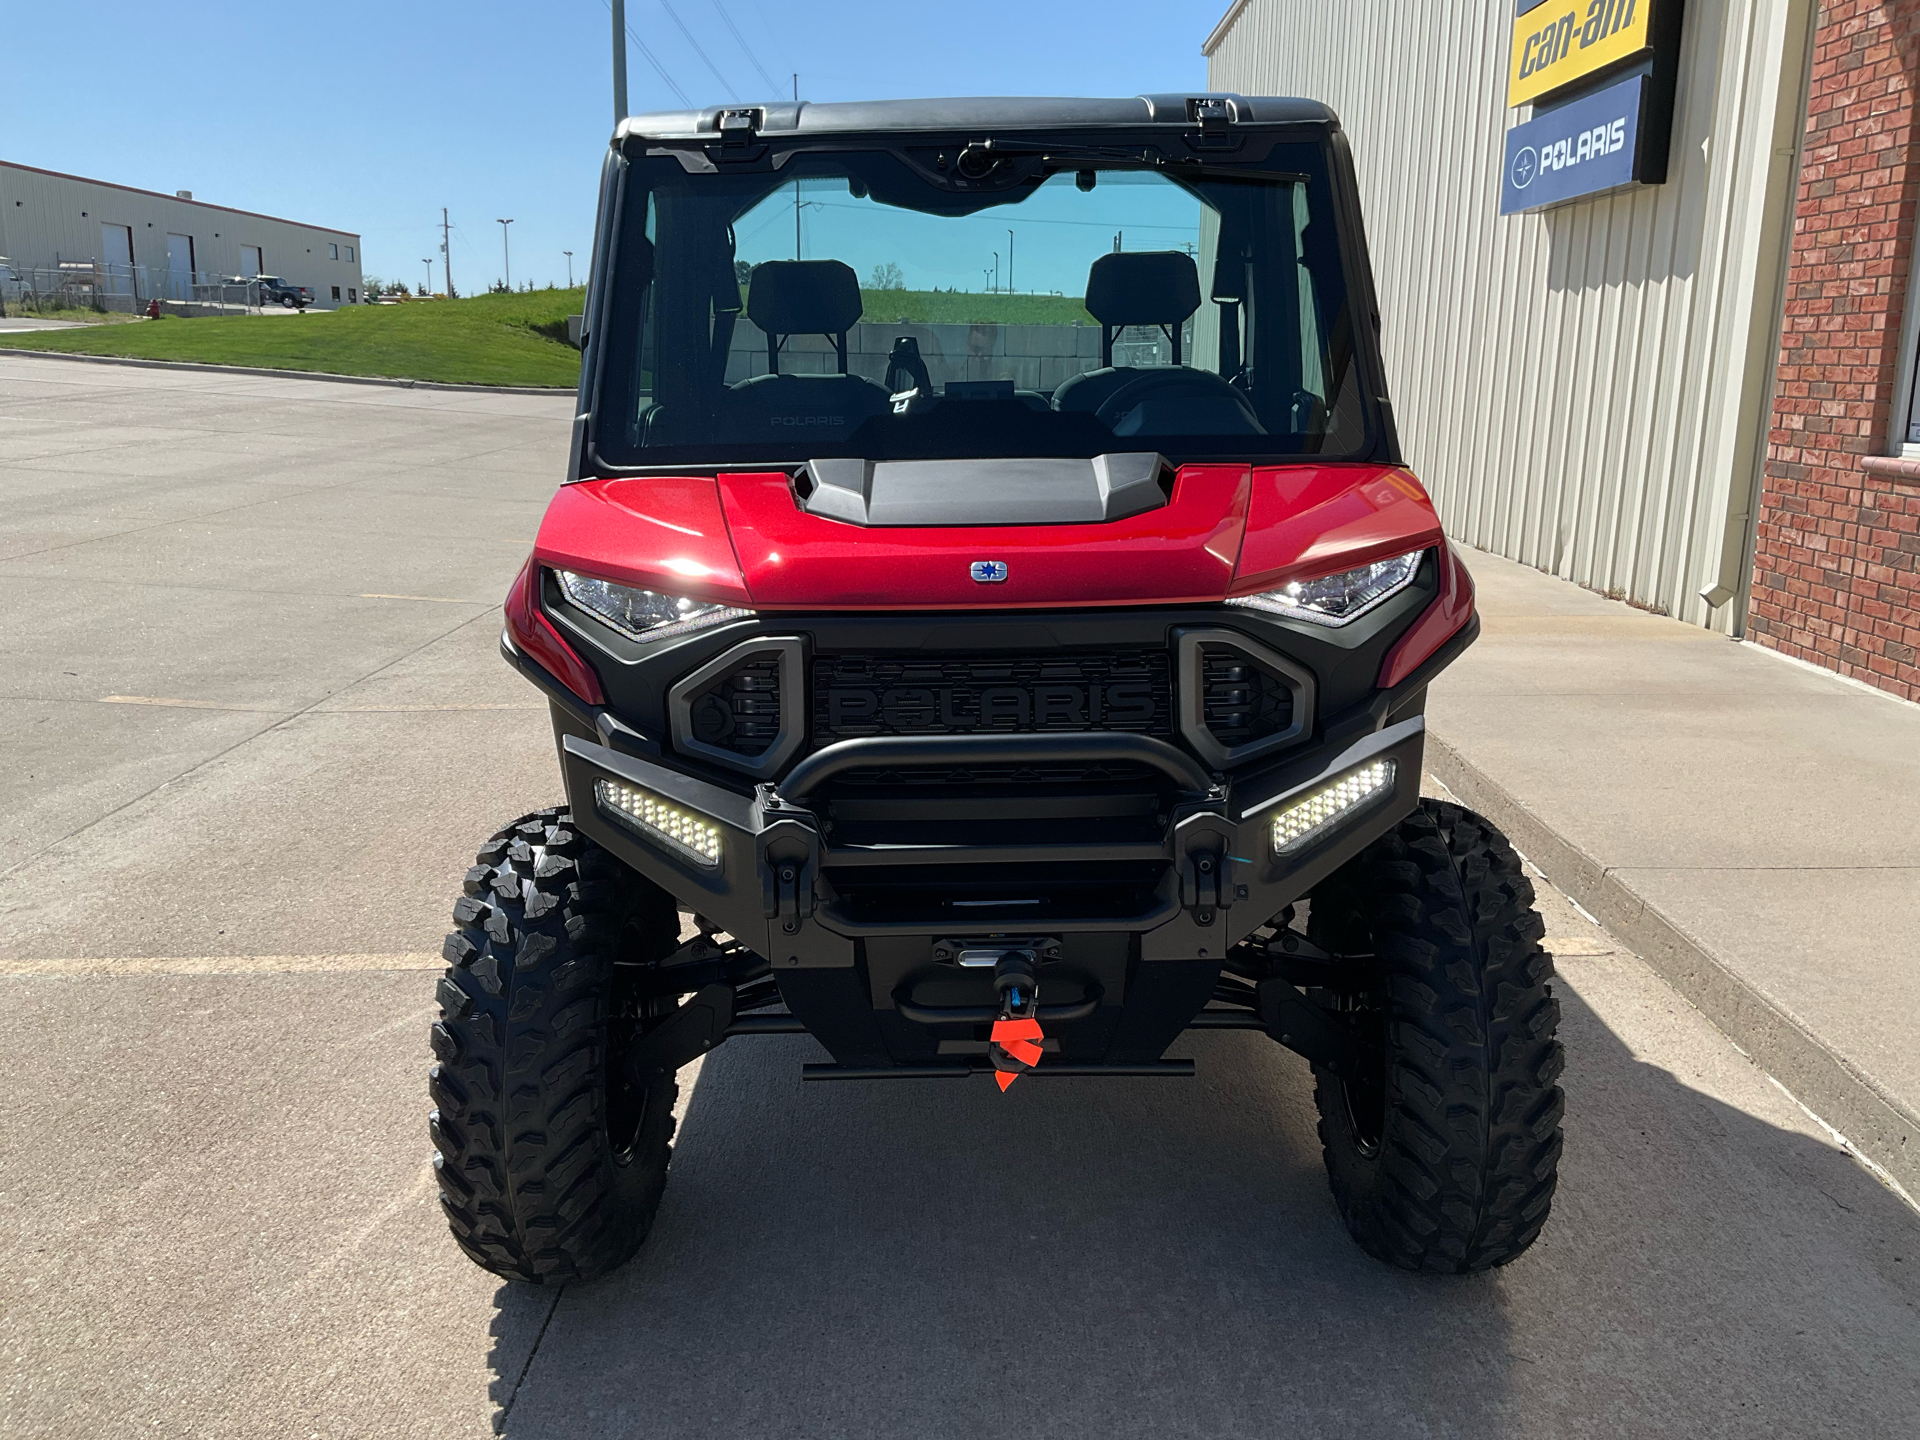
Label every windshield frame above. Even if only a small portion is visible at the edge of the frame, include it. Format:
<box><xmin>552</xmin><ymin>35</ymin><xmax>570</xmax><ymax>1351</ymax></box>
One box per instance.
<box><xmin>575</xmin><ymin>122</ymin><xmax>1398</xmax><ymax>479</ymax></box>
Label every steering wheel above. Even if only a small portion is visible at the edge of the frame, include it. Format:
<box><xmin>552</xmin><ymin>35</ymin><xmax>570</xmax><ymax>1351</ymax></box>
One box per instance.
<box><xmin>1093</xmin><ymin>368</ymin><xmax>1263</xmax><ymax>435</ymax></box>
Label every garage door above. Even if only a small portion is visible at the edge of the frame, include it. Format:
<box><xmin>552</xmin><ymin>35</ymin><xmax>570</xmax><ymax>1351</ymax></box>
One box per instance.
<box><xmin>100</xmin><ymin>224</ymin><xmax>134</xmax><ymax>295</ymax></box>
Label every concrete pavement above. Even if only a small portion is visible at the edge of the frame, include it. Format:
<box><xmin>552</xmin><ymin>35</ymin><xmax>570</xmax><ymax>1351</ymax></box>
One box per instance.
<box><xmin>1</xmin><ymin>355</ymin><xmax>1915</xmax><ymax>1438</ymax></box>
<box><xmin>1427</xmin><ymin>552</ymin><xmax>1920</xmax><ymax>1197</ymax></box>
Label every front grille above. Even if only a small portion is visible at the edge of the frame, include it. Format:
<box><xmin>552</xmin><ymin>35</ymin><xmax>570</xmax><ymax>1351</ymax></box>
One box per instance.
<box><xmin>811</xmin><ymin>649</ymin><xmax>1174</xmax><ymax>745</ymax></box>
<box><xmin>684</xmin><ymin>651</ymin><xmax>784</xmax><ymax>758</ymax></box>
<box><xmin>1199</xmin><ymin>643</ymin><xmax>1294</xmax><ymax>749</ymax></box>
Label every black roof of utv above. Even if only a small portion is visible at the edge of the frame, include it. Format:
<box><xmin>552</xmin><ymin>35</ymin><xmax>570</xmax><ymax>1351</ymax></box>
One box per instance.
<box><xmin>613</xmin><ymin>93</ymin><xmax>1339</xmax><ymax>142</ymax></box>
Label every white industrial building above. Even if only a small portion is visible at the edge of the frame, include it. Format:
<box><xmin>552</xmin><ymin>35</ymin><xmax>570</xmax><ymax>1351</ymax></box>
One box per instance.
<box><xmin>0</xmin><ymin>160</ymin><xmax>363</xmax><ymax>309</ymax></box>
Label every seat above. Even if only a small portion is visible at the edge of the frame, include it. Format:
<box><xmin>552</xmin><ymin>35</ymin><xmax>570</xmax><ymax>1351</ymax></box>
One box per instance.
<box><xmin>1055</xmin><ymin>251</ymin><xmax>1202</xmax><ymax>414</ymax></box>
<box><xmin>722</xmin><ymin>259</ymin><xmax>890</xmax><ymax>443</ymax></box>
<box><xmin>1055</xmin><ymin>251</ymin><xmax>1261</xmax><ymax>435</ymax></box>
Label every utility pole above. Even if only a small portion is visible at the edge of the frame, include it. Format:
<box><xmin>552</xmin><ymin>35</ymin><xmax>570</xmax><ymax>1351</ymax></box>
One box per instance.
<box><xmin>497</xmin><ymin>218</ymin><xmax>514</xmax><ymax>291</ymax></box>
<box><xmin>442</xmin><ymin>208</ymin><xmax>454</xmax><ymax>298</ymax></box>
<box><xmin>992</xmin><ymin>252</ymin><xmax>999</xmax><ymax>293</ymax></box>
<box><xmin>564</xmin><ymin>250</ymin><xmax>574</xmax><ymax>288</ymax></box>
<box><xmin>611</xmin><ymin>0</ymin><xmax>628</xmax><ymax>123</ymax></box>
<box><xmin>421</xmin><ymin>258</ymin><xmax>433</xmax><ymax>295</ymax></box>
<box><xmin>1007</xmin><ymin>229</ymin><xmax>1014</xmax><ymax>294</ymax></box>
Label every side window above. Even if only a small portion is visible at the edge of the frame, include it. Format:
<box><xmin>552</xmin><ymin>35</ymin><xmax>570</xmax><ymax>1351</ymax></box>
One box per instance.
<box><xmin>1294</xmin><ymin>185</ymin><xmax>1326</xmax><ymax>403</ymax></box>
<box><xmin>347</xmin><ymin>287</ymin><xmax>358</xmax><ymax>302</ymax></box>
<box><xmin>1905</xmin><ymin>333</ymin><xmax>1920</xmax><ymax>447</ymax></box>
<box><xmin>330</xmin><ymin>285</ymin><xmax>341</xmax><ymax>300</ymax></box>
<box><xmin>345</xmin><ymin>245</ymin><xmax>356</xmax><ymax>263</ymax></box>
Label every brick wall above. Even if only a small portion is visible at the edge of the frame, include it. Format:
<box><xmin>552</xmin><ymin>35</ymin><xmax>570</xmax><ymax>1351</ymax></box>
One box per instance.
<box><xmin>1749</xmin><ymin>0</ymin><xmax>1920</xmax><ymax>702</ymax></box>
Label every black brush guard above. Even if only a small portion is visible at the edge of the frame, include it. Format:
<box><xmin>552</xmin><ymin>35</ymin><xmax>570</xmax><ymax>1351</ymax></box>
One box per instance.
<box><xmin>559</xmin><ymin>717</ymin><xmax>1425</xmax><ymax>1077</ymax></box>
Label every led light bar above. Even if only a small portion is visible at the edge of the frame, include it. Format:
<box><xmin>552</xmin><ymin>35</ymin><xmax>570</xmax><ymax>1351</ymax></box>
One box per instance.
<box><xmin>1270</xmin><ymin>759</ymin><xmax>1397</xmax><ymax>856</ymax></box>
<box><xmin>594</xmin><ymin>778</ymin><xmax>723</xmax><ymax>868</ymax></box>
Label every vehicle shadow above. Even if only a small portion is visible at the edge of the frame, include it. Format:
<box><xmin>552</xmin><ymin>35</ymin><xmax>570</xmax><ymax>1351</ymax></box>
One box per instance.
<box><xmin>485</xmin><ymin>971</ymin><xmax>1920</xmax><ymax>1439</ymax></box>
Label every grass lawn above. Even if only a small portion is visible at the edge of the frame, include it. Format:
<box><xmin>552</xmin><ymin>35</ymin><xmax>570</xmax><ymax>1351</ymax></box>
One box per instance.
<box><xmin>0</xmin><ymin>285</ymin><xmax>1100</xmax><ymax>386</ymax></box>
<box><xmin>858</xmin><ymin>289</ymin><xmax>1093</xmax><ymax>326</ymax></box>
<box><xmin>0</xmin><ymin>289</ymin><xmax>586</xmax><ymax>387</ymax></box>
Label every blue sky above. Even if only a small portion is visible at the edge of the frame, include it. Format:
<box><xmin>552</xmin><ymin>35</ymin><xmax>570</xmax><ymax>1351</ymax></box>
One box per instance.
<box><xmin>1</xmin><ymin>1</ymin><xmax>1228</xmax><ymax>293</ymax></box>
<box><xmin>736</xmin><ymin>173</ymin><xmax>1205</xmax><ymax>298</ymax></box>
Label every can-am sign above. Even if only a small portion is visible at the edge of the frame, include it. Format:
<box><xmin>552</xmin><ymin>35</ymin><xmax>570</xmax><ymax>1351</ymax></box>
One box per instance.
<box><xmin>1509</xmin><ymin>0</ymin><xmax>1653</xmax><ymax>107</ymax></box>
<box><xmin>1500</xmin><ymin>74</ymin><xmax>1646</xmax><ymax>214</ymax></box>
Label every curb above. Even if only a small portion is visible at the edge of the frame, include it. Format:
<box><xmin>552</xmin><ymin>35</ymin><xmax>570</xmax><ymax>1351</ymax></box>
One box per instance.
<box><xmin>0</xmin><ymin>346</ymin><xmax>576</xmax><ymax>397</ymax></box>
<box><xmin>1427</xmin><ymin>733</ymin><xmax>1919</xmax><ymax>1199</ymax></box>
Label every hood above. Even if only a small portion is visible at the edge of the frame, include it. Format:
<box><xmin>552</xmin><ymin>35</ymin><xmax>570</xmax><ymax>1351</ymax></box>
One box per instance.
<box><xmin>533</xmin><ymin>463</ymin><xmax>1442</xmax><ymax>610</ymax></box>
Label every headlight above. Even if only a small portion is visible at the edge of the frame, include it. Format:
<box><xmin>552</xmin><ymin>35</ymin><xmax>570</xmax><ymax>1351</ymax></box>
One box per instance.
<box><xmin>1228</xmin><ymin>550</ymin><xmax>1424</xmax><ymax>627</ymax></box>
<box><xmin>557</xmin><ymin>569</ymin><xmax>753</xmax><ymax>643</ymax></box>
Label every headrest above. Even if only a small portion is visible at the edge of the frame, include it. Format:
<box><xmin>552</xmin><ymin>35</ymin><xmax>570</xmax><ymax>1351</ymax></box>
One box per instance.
<box><xmin>747</xmin><ymin>259</ymin><xmax>863</xmax><ymax>336</ymax></box>
<box><xmin>1084</xmin><ymin>251</ymin><xmax>1201</xmax><ymax>328</ymax></box>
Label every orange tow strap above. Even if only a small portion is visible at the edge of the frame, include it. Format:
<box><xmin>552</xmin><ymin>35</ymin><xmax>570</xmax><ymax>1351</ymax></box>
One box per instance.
<box><xmin>990</xmin><ymin>1016</ymin><xmax>1044</xmax><ymax>1091</ymax></box>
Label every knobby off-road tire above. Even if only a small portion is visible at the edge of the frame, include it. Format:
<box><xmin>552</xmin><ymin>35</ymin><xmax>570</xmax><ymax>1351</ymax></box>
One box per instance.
<box><xmin>1307</xmin><ymin>798</ymin><xmax>1564</xmax><ymax>1273</ymax></box>
<box><xmin>429</xmin><ymin>806</ymin><xmax>682</xmax><ymax>1283</ymax></box>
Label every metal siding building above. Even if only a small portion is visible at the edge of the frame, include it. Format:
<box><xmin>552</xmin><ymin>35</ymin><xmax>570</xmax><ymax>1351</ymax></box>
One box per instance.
<box><xmin>0</xmin><ymin>162</ymin><xmax>363</xmax><ymax>309</ymax></box>
<box><xmin>1205</xmin><ymin>0</ymin><xmax>1816</xmax><ymax>630</ymax></box>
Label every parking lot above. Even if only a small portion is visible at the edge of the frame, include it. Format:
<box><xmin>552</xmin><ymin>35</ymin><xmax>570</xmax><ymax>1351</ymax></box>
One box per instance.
<box><xmin>2</xmin><ymin>354</ymin><xmax>1916</xmax><ymax>1439</ymax></box>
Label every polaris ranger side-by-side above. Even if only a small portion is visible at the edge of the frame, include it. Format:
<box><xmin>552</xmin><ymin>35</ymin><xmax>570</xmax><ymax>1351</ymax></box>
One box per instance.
<box><xmin>429</xmin><ymin>95</ymin><xmax>1564</xmax><ymax>1283</ymax></box>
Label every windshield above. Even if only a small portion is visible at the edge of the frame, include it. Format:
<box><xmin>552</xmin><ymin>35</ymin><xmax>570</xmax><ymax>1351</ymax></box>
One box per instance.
<box><xmin>591</xmin><ymin>135</ymin><xmax>1374</xmax><ymax>468</ymax></box>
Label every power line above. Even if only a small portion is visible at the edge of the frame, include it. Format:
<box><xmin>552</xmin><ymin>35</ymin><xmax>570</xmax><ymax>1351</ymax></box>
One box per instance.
<box><xmin>601</xmin><ymin>0</ymin><xmax>692</xmax><ymax>107</ymax></box>
<box><xmin>710</xmin><ymin>0</ymin><xmax>779</xmax><ymax>95</ymax></box>
<box><xmin>658</xmin><ymin>0</ymin><xmax>734</xmax><ymax>95</ymax></box>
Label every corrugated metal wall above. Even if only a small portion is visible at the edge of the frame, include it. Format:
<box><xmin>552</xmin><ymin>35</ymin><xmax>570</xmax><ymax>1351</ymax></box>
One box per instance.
<box><xmin>1206</xmin><ymin>0</ymin><xmax>1813</xmax><ymax>628</ymax></box>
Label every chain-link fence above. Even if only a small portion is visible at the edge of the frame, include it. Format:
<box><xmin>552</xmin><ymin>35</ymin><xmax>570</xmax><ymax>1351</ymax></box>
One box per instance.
<box><xmin>0</xmin><ymin>259</ymin><xmax>265</xmax><ymax>317</ymax></box>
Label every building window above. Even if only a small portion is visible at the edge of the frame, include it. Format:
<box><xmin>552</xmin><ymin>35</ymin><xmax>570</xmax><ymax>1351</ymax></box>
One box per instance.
<box><xmin>329</xmin><ymin>243</ymin><xmax>339</xmax><ymax>261</ymax></box>
<box><xmin>331</xmin><ymin>285</ymin><xmax>341</xmax><ymax>300</ymax></box>
<box><xmin>1904</xmin><ymin>300</ymin><xmax>1920</xmax><ymax>449</ymax></box>
<box><xmin>348</xmin><ymin>287</ymin><xmax>358</xmax><ymax>302</ymax></box>
<box><xmin>345</xmin><ymin>245</ymin><xmax>355</xmax><ymax>262</ymax></box>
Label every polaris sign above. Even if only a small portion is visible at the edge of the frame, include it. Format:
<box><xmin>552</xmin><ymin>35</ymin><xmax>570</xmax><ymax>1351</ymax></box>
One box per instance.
<box><xmin>1500</xmin><ymin>74</ymin><xmax>1647</xmax><ymax>215</ymax></box>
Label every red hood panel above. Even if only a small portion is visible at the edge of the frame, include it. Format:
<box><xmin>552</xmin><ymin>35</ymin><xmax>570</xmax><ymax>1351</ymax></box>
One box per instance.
<box><xmin>534</xmin><ymin>477</ymin><xmax>752</xmax><ymax>606</ymax></box>
<box><xmin>718</xmin><ymin>465</ymin><xmax>1251</xmax><ymax>609</ymax></box>
<box><xmin>534</xmin><ymin>464</ymin><xmax>1445</xmax><ymax>612</ymax></box>
<box><xmin>1233</xmin><ymin>466</ymin><xmax>1445</xmax><ymax>593</ymax></box>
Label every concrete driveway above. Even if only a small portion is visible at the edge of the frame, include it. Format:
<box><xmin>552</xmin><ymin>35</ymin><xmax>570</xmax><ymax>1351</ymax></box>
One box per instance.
<box><xmin>0</xmin><ymin>318</ymin><xmax>90</xmax><ymax>333</ymax></box>
<box><xmin>1</xmin><ymin>355</ymin><xmax>1915</xmax><ymax>1439</ymax></box>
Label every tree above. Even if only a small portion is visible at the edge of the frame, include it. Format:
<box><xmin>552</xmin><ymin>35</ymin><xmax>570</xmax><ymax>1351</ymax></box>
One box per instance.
<box><xmin>868</xmin><ymin>261</ymin><xmax>905</xmax><ymax>291</ymax></box>
<box><xmin>734</xmin><ymin>260</ymin><xmax>752</xmax><ymax>288</ymax></box>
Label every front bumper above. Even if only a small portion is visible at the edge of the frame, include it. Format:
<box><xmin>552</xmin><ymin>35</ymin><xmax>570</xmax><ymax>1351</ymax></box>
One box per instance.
<box><xmin>556</xmin><ymin>717</ymin><xmax>1424</xmax><ymax>1070</ymax></box>
<box><xmin>561</xmin><ymin>718</ymin><xmax>1421</xmax><ymax>956</ymax></box>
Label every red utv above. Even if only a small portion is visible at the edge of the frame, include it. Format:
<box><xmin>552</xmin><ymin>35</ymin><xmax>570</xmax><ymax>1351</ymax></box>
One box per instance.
<box><xmin>429</xmin><ymin>94</ymin><xmax>1564</xmax><ymax>1284</ymax></box>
